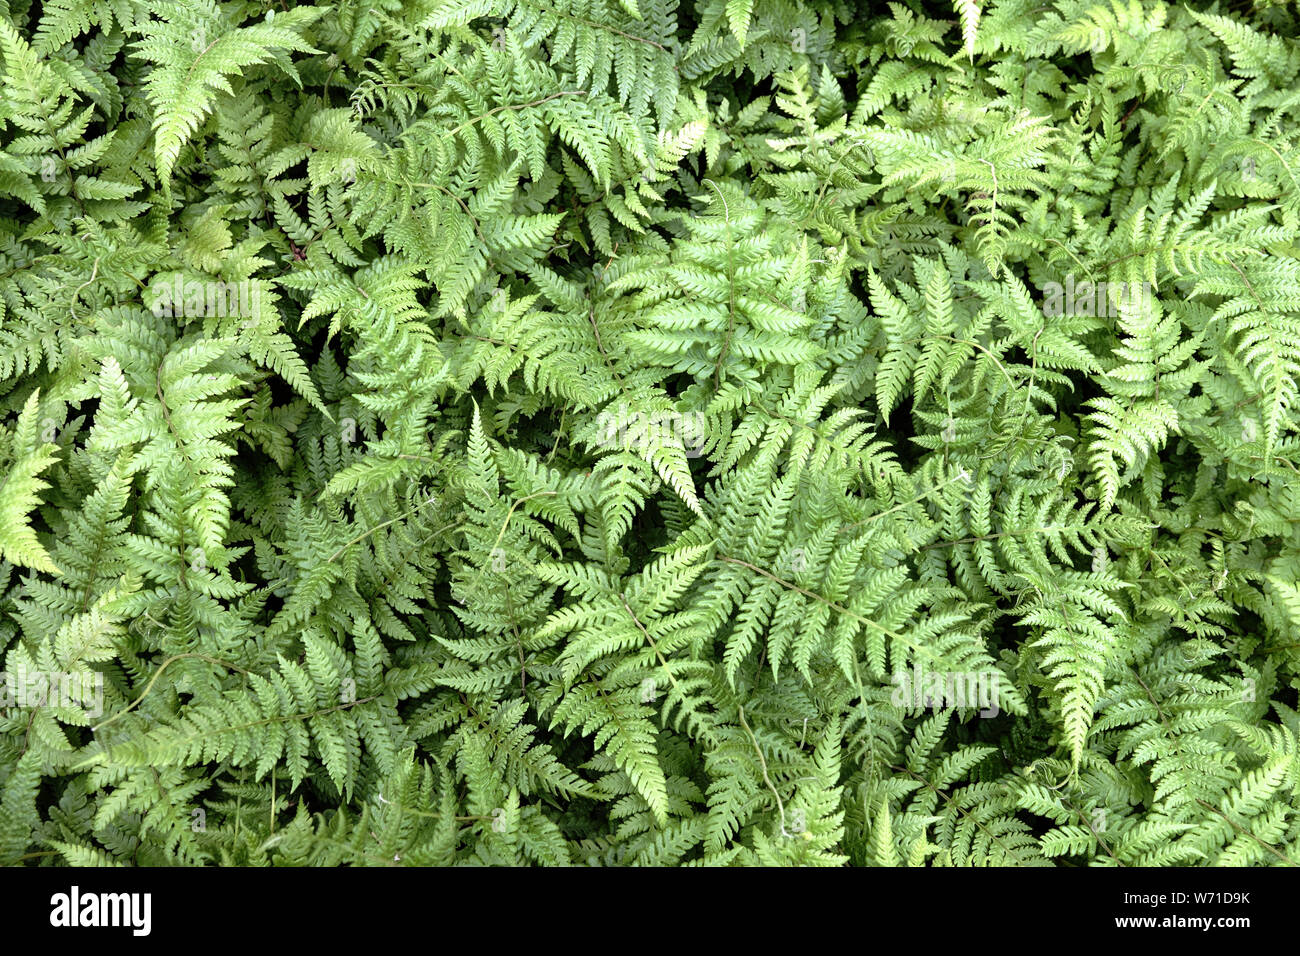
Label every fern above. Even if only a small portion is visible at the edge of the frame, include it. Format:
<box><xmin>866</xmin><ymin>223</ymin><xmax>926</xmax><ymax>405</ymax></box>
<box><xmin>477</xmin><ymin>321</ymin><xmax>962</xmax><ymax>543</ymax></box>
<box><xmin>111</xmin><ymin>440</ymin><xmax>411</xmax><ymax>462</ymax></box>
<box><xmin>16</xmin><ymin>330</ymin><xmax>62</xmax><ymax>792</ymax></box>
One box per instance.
<box><xmin>1</xmin><ymin>0</ymin><xmax>1299</xmax><ymax>870</ymax></box>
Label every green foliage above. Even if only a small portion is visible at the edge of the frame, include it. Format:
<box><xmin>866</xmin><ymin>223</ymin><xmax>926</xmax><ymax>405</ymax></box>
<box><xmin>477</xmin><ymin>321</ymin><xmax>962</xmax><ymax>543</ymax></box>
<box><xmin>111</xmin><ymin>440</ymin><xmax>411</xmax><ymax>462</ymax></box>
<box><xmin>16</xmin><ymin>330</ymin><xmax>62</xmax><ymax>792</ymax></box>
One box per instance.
<box><xmin>1</xmin><ymin>0</ymin><xmax>1299</xmax><ymax>867</ymax></box>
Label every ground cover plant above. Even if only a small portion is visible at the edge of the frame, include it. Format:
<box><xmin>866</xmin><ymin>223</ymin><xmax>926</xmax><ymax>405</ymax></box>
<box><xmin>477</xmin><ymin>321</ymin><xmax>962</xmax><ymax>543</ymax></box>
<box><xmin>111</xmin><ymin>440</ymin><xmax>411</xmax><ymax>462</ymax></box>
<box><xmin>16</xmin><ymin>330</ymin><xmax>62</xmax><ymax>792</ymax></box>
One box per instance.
<box><xmin>1</xmin><ymin>0</ymin><xmax>1299</xmax><ymax>867</ymax></box>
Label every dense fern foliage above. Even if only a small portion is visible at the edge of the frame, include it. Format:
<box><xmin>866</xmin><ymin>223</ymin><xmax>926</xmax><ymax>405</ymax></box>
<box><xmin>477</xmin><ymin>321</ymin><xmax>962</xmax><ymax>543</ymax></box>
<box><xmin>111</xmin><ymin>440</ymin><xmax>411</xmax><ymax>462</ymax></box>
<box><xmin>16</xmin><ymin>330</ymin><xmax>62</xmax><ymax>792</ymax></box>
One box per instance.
<box><xmin>1</xmin><ymin>0</ymin><xmax>1299</xmax><ymax>867</ymax></box>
